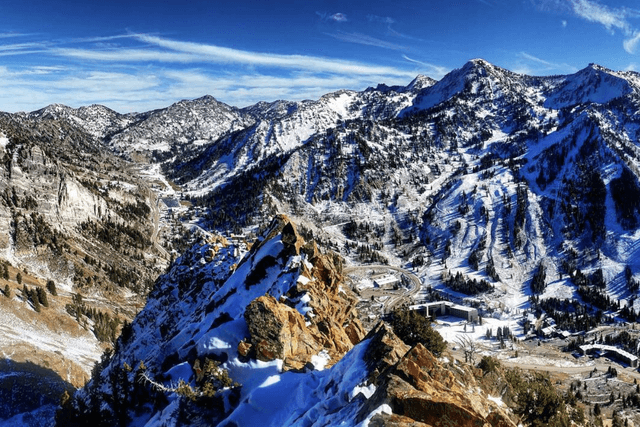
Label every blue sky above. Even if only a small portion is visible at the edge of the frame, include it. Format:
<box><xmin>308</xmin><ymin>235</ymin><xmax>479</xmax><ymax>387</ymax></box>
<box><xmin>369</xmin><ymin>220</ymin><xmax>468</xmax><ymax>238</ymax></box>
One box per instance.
<box><xmin>0</xmin><ymin>0</ymin><xmax>639</xmax><ymax>112</ymax></box>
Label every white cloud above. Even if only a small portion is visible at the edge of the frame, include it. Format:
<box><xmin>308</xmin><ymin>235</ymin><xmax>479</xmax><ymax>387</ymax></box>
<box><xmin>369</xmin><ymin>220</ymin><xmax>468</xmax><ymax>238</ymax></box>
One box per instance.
<box><xmin>52</xmin><ymin>47</ymin><xmax>197</xmax><ymax>63</ymax></box>
<box><xmin>568</xmin><ymin>0</ymin><xmax>634</xmax><ymax>34</ymax></box>
<box><xmin>326</xmin><ymin>31</ymin><xmax>408</xmax><ymax>51</ymax></box>
<box><xmin>535</xmin><ymin>0</ymin><xmax>640</xmax><ymax>53</ymax></box>
<box><xmin>513</xmin><ymin>51</ymin><xmax>578</xmax><ymax>75</ymax></box>
<box><xmin>367</xmin><ymin>15</ymin><xmax>395</xmax><ymax>25</ymax></box>
<box><xmin>330</xmin><ymin>13</ymin><xmax>348</xmax><ymax>22</ymax></box>
<box><xmin>0</xmin><ymin>33</ymin><xmax>422</xmax><ymax>112</ymax></box>
<box><xmin>562</xmin><ymin>19</ymin><xmax>568</xmax><ymax>27</ymax></box>
<box><xmin>624</xmin><ymin>31</ymin><xmax>640</xmax><ymax>54</ymax></box>
<box><xmin>519</xmin><ymin>52</ymin><xmax>556</xmax><ymax>67</ymax></box>
<box><xmin>401</xmin><ymin>55</ymin><xmax>449</xmax><ymax>79</ymax></box>
<box><xmin>131</xmin><ymin>35</ymin><xmax>416</xmax><ymax>77</ymax></box>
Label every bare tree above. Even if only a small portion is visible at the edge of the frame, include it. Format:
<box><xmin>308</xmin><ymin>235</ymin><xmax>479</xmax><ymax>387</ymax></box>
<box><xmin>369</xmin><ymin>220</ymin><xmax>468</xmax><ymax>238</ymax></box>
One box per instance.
<box><xmin>456</xmin><ymin>334</ymin><xmax>479</xmax><ymax>365</ymax></box>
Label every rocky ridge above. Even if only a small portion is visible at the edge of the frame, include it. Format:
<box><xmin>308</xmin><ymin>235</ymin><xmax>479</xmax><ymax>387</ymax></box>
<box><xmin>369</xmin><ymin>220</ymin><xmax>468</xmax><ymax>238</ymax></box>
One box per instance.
<box><xmin>59</xmin><ymin>215</ymin><xmax>523</xmax><ymax>427</ymax></box>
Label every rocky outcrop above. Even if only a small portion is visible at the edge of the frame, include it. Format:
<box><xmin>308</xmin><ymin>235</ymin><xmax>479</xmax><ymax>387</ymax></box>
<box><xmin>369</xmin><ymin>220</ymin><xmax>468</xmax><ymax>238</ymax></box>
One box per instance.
<box><xmin>242</xmin><ymin>214</ymin><xmax>365</xmax><ymax>370</ymax></box>
<box><xmin>360</xmin><ymin>334</ymin><xmax>519</xmax><ymax>427</ymax></box>
<box><xmin>244</xmin><ymin>295</ymin><xmax>323</xmax><ymax>368</ymax></box>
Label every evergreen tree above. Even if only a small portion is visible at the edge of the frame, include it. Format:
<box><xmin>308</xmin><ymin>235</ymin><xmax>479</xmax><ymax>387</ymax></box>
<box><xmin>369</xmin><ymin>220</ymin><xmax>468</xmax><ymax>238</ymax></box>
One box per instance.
<box><xmin>36</xmin><ymin>286</ymin><xmax>48</xmax><ymax>307</ymax></box>
<box><xmin>16</xmin><ymin>272</ymin><xmax>22</xmax><ymax>285</ymax></box>
<box><xmin>3</xmin><ymin>284</ymin><xmax>9</xmax><ymax>298</ymax></box>
<box><xmin>531</xmin><ymin>262</ymin><xmax>546</xmax><ymax>294</ymax></box>
<box><xmin>30</xmin><ymin>289</ymin><xmax>41</xmax><ymax>313</ymax></box>
<box><xmin>46</xmin><ymin>279</ymin><xmax>57</xmax><ymax>296</ymax></box>
<box><xmin>391</xmin><ymin>308</ymin><xmax>446</xmax><ymax>356</ymax></box>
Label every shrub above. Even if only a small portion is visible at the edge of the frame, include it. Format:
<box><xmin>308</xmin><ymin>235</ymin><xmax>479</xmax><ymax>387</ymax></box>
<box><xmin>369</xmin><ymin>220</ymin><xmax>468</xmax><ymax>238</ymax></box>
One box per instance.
<box><xmin>391</xmin><ymin>308</ymin><xmax>446</xmax><ymax>356</ymax></box>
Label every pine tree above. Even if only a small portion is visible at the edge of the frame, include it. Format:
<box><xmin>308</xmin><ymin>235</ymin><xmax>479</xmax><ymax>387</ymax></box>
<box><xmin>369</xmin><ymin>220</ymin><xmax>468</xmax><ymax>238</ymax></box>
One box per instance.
<box><xmin>16</xmin><ymin>272</ymin><xmax>22</xmax><ymax>285</ymax></box>
<box><xmin>37</xmin><ymin>286</ymin><xmax>48</xmax><ymax>307</ymax></box>
<box><xmin>30</xmin><ymin>289</ymin><xmax>41</xmax><ymax>313</ymax></box>
<box><xmin>46</xmin><ymin>279</ymin><xmax>57</xmax><ymax>296</ymax></box>
<box><xmin>531</xmin><ymin>262</ymin><xmax>546</xmax><ymax>294</ymax></box>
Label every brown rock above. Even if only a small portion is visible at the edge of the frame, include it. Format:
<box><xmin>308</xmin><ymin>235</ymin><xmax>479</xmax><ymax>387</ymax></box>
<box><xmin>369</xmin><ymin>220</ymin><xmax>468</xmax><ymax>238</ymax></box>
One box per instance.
<box><xmin>242</xmin><ymin>215</ymin><xmax>365</xmax><ymax>370</ymax></box>
<box><xmin>363</xmin><ymin>322</ymin><xmax>410</xmax><ymax>375</ymax></box>
<box><xmin>237</xmin><ymin>340</ymin><xmax>252</xmax><ymax>358</ymax></box>
<box><xmin>363</xmin><ymin>342</ymin><xmax>519</xmax><ymax>427</ymax></box>
<box><xmin>244</xmin><ymin>295</ymin><xmax>322</xmax><ymax>370</ymax></box>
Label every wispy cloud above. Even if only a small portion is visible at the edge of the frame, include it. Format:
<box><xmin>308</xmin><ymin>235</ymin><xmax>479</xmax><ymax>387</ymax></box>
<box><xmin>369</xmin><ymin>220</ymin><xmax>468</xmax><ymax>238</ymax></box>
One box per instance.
<box><xmin>0</xmin><ymin>32</ymin><xmax>42</xmax><ymax>40</ymax></box>
<box><xmin>533</xmin><ymin>0</ymin><xmax>640</xmax><ymax>53</ymax></box>
<box><xmin>519</xmin><ymin>52</ymin><xmax>557</xmax><ymax>67</ymax></box>
<box><xmin>0</xmin><ymin>42</ymin><xmax>48</xmax><ymax>52</ymax></box>
<box><xmin>513</xmin><ymin>51</ymin><xmax>578</xmax><ymax>75</ymax></box>
<box><xmin>568</xmin><ymin>0</ymin><xmax>637</xmax><ymax>34</ymax></box>
<box><xmin>330</xmin><ymin>13</ymin><xmax>348</xmax><ymax>22</ymax></box>
<box><xmin>123</xmin><ymin>35</ymin><xmax>416</xmax><ymax>77</ymax></box>
<box><xmin>326</xmin><ymin>31</ymin><xmax>408</xmax><ymax>51</ymax></box>
<box><xmin>316</xmin><ymin>12</ymin><xmax>348</xmax><ymax>23</ymax></box>
<box><xmin>624</xmin><ymin>31</ymin><xmax>640</xmax><ymax>54</ymax></box>
<box><xmin>367</xmin><ymin>15</ymin><xmax>395</xmax><ymax>25</ymax></box>
<box><xmin>0</xmin><ymin>33</ymin><xmax>420</xmax><ymax>113</ymax></box>
<box><xmin>402</xmin><ymin>55</ymin><xmax>449</xmax><ymax>79</ymax></box>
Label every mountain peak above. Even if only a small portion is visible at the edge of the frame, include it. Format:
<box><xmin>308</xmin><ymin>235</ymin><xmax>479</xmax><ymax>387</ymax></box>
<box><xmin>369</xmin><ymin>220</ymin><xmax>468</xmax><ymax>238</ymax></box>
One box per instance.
<box><xmin>405</xmin><ymin>74</ymin><xmax>437</xmax><ymax>92</ymax></box>
<box><xmin>585</xmin><ymin>62</ymin><xmax>611</xmax><ymax>73</ymax></box>
<box><xmin>544</xmin><ymin>62</ymin><xmax>633</xmax><ymax>108</ymax></box>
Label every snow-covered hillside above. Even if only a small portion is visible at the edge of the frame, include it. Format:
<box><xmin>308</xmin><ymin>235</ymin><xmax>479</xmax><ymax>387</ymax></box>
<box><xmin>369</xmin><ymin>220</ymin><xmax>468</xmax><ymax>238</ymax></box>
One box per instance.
<box><xmin>143</xmin><ymin>59</ymin><xmax>640</xmax><ymax>326</ymax></box>
<box><xmin>7</xmin><ymin>58</ymin><xmax>640</xmax><ymax>426</ymax></box>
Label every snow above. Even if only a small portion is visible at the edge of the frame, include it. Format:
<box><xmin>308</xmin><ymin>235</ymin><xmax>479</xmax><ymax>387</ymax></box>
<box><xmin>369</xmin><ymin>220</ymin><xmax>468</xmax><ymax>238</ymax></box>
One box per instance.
<box><xmin>220</xmin><ymin>336</ymin><xmax>375</xmax><ymax>427</ymax></box>
<box><xmin>0</xmin><ymin>305</ymin><xmax>102</xmax><ymax>377</ymax></box>
<box><xmin>358</xmin><ymin>404</ymin><xmax>393</xmax><ymax>427</ymax></box>
<box><xmin>487</xmin><ymin>395</ymin><xmax>503</xmax><ymax>407</ymax></box>
<box><xmin>310</xmin><ymin>350</ymin><xmax>330</xmax><ymax>371</ymax></box>
<box><xmin>350</xmin><ymin>382</ymin><xmax>376</xmax><ymax>400</ymax></box>
<box><xmin>43</xmin><ymin>60</ymin><xmax>640</xmax><ymax>427</ymax></box>
<box><xmin>166</xmin><ymin>362</ymin><xmax>193</xmax><ymax>383</ymax></box>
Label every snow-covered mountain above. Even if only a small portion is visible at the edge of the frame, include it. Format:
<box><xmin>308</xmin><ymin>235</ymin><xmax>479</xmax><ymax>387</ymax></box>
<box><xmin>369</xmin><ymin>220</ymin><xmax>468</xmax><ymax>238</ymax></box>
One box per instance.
<box><xmin>155</xmin><ymin>59</ymin><xmax>640</xmax><ymax>312</ymax></box>
<box><xmin>25</xmin><ymin>58</ymin><xmax>640</xmax><ymax>338</ymax></box>
<box><xmin>5</xmin><ymin>58</ymin><xmax>640</xmax><ymax>426</ymax></box>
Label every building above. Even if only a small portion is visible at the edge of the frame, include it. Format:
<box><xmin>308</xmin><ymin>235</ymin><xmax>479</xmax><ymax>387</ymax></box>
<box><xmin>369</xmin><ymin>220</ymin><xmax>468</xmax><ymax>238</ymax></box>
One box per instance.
<box><xmin>373</xmin><ymin>275</ymin><xmax>401</xmax><ymax>289</ymax></box>
<box><xmin>421</xmin><ymin>301</ymin><xmax>479</xmax><ymax>323</ymax></box>
<box><xmin>579</xmin><ymin>344</ymin><xmax>639</xmax><ymax>368</ymax></box>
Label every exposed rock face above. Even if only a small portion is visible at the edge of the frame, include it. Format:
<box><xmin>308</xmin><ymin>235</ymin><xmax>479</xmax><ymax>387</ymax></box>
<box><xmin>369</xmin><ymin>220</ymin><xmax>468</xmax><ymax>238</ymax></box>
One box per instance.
<box><xmin>245</xmin><ymin>295</ymin><xmax>323</xmax><ymax>368</ymax></box>
<box><xmin>243</xmin><ymin>214</ymin><xmax>365</xmax><ymax>370</ymax></box>
<box><xmin>361</xmin><ymin>338</ymin><xmax>518</xmax><ymax>427</ymax></box>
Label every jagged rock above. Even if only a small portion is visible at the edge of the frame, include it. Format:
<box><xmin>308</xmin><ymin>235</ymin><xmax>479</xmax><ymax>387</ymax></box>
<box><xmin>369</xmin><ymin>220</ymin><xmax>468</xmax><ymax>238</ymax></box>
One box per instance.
<box><xmin>237</xmin><ymin>340</ymin><xmax>252</xmax><ymax>358</ymax></box>
<box><xmin>244</xmin><ymin>294</ymin><xmax>322</xmax><ymax>369</ymax></box>
<box><xmin>363</xmin><ymin>343</ymin><xmax>518</xmax><ymax>427</ymax></box>
<box><xmin>363</xmin><ymin>322</ymin><xmax>410</xmax><ymax>375</ymax></box>
<box><xmin>242</xmin><ymin>215</ymin><xmax>365</xmax><ymax>370</ymax></box>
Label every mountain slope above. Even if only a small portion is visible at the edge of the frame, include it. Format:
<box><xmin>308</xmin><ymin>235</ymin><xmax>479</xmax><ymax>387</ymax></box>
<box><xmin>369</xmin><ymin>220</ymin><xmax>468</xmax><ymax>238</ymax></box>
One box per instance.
<box><xmin>151</xmin><ymin>60</ymin><xmax>640</xmax><ymax>320</ymax></box>
<box><xmin>57</xmin><ymin>216</ymin><xmax>522</xmax><ymax>427</ymax></box>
